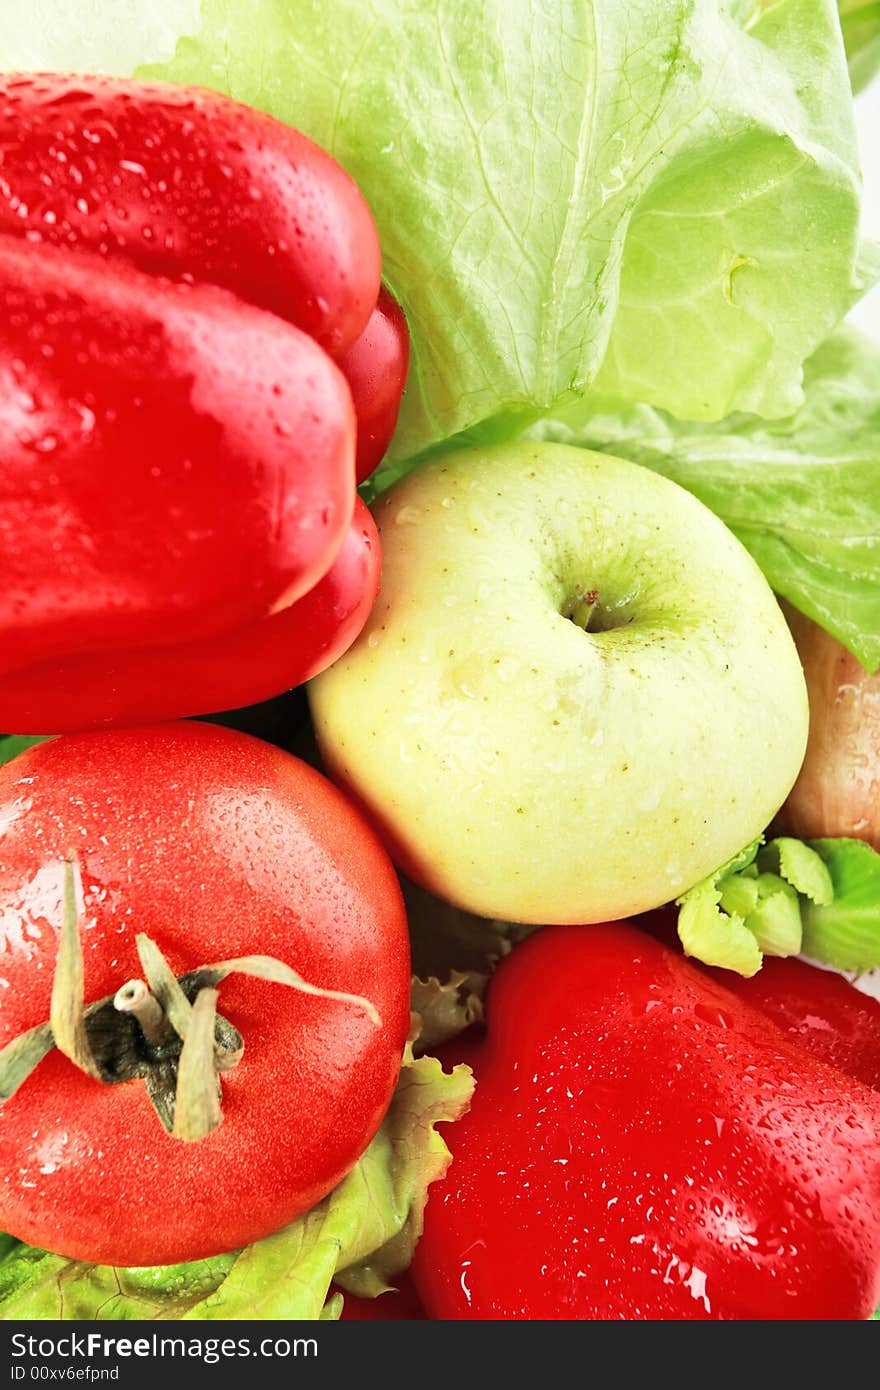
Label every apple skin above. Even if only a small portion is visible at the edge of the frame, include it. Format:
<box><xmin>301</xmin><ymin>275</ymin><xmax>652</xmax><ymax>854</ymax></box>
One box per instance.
<box><xmin>309</xmin><ymin>443</ymin><xmax>808</xmax><ymax>924</ymax></box>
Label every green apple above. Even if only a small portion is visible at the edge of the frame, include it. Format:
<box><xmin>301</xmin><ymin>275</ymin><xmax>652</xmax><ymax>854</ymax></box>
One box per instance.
<box><xmin>309</xmin><ymin>443</ymin><xmax>808</xmax><ymax>924</ymax></box>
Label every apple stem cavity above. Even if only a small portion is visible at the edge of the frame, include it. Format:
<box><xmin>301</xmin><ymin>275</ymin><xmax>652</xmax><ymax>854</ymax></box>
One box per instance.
<box><xmin>568</xmin><ymin>589</ymin><xmax>600</xmax><ymax>632</ymax></box>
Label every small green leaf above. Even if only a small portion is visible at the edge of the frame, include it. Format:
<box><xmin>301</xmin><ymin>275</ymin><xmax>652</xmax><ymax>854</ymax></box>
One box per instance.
<box><xmin>759</xmin><ymin>838</ymin><xmax>834</xmax><ymax>905</ymax></box>
<box><xmin>410</xmin><ymin>972</ymin><xmax>485</xmax><ymax>1054</ymax></box>
<box><xmin>682</xmin><ymin>833</ymin><xmax>880</xmax><ymax>976</ymax></box>
<box><xmin>838</xmin><ymin>0</ymin><xmax>880</xmax><ymax>92</ymax></box>
<box><xmin>320</xmin><ymin>1292</ymin><xmax>343</xmax><ymax>1320</ymax></box>
<box><xmin>677</xmin><ymin>880</ymin><xmax>763</xmax><ymax>978</ymax></box>
<box><xmin>746</xmin><ymin>876</ymin><xmax>804</xmax><ymax>958</ymax></box>
<box><xmin>719</xmin><ymin>874</ymin><xmax>759</xmax><ymax>920</ymax></box>
<box><xmin>801</xmin><ymin>838</ymin><xmax>880</xmax><ymax>971</ymax></box>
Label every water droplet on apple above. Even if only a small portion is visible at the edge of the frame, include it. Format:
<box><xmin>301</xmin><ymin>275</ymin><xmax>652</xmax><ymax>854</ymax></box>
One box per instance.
<box><xmin>394</xmin><ymin>505</ymin><xmax>421</xmax><ymax>526</ymax></box>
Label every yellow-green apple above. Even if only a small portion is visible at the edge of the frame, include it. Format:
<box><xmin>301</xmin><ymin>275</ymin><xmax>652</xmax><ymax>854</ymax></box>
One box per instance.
<box><xmin>309</xmin><ymin>443</ymin><xmax>808</xmax><ymax>923</ymax></box>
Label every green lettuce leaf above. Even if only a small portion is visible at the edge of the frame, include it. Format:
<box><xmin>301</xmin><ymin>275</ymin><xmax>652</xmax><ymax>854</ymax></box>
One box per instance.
<box><xmin>530</xmin><ymin>325</ymin><xmax>880</xmax><ymax>671</ymax></box>
<box><xmin>0</xmin><ymin>1</ymin><xmax>199</xmax><ymax>75</ymax></box>
<box><xmin>757</xmin><ymin>837</ymin><xmax>834</xmax><ymax>905</ymax></box>
<box><xmin>677</xmin><ymin>840</ymin><xmax>765</xmax><ymax>976</ymax></box>
<box><xmin>678</xmin><ymin>833</ymin><xmax>880</xmax><ymax>975</ymax></box>
<box><xmin>0</xmin><ymin>1049</ymin><xmax>473</xmax><ymax>1320</ymax></box>
<box><xmin>678</xmin><ymin>880</ymin><xmax>763</xmax><ymax>976</ymax></box>
<box><xmin>410</xmin><ymin>972</ymin><xmax>484</xmax><ymax>1053</ymax></box>
<box><xmin>741</xmin><ymin>874</ymin><xmax>804</xmax><ymax>958</ymax></box>
<box><xmin>802</xmin><ymin>837</ymin><xmax>880</xmax><ymax>970</ymax></box>
<box><xmin>838</xmin><ymin>0</ymin><xmax>880</xmax><ymax>91</ymax></box>
<box><xmin>4</xmin><ymin>1</ymin><xmax>867</xmax><ymax>464</ymax></box>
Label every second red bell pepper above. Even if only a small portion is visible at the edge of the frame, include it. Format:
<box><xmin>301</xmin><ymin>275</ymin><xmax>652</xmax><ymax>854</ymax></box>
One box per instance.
<box><xmin>705</xmin><ymin>954</ymin><xmax>880</xmax><ymax>1094</ymax></box>
<box><xmin>412</xmin><ymin>924</ymin><xmax>880</xmax><ymax>1320</ymax></box>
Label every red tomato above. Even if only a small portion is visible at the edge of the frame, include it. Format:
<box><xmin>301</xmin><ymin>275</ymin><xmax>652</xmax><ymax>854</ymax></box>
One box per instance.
<box><xmin>0</xmin><ymin>74</ymin><xmax>380</xmax><ymax>355</ymax></box>
<box><xmin>338</xmin><ymin>288</ymin><xmax>410</xmax><ymax>482</ymax></box>
<box><xmin>1</xmin><ymin>499</ymin><xmax>380</xmax><ymax>733</ymax></box>
<box><xmin>412</xmin><ymin>924</ymin><xmax>880</xmax><ymax>1320</ymax></box>
<box><xmin>0</xmin><ymin>724</ymin><xmax>410</xmax><ymax>1267</ymax></box>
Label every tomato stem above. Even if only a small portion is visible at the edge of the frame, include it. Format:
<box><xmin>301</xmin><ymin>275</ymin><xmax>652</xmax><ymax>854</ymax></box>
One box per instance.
<box><xmin>113</xmin><ymin>979</ymin><xmax>169</xmax><ymax>1045</ymax></box>
<box><xmin>49</xmin><ymin>856</ymin><xmax>103</xmax><ymax>1082</ymax></box>
<box><xmin>0</xmin><ymin>859</ymin><xmax>381</xmax><ymax>1142</ymax></box>
<box><xmin>172</xmin><ymin>989</ymin><xmax>222</xmax><ymax>1142</ymax></box>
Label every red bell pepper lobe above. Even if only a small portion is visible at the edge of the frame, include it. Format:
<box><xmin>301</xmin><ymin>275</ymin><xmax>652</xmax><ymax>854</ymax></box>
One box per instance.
<box><xmin>0</xmin><ymin>74</ymin><xmax>380</xmax><ymax>355</ymax></box>
<box><xmin>0</xmin><ymin>236</ymin><xmax>354</xmax><ymax>669</ymax></box>
<box><xmin>412</xmin><ymin>924</ymin><xmax>880</xmax><ymax>1320</ymax></box>
<box><xmin>705</xmin><ymin>956</ymin><xmax>880</xmax><ymax>1095</ymax></box>
<box><xmin>0</xmin><ymin>500</ymin><xmax>381</xmax><ymax>732</ymax></box>
<box><xmin>338</xmin><ymin>288</ymin><xmax>411</xmax><ymax>483</ymax></box>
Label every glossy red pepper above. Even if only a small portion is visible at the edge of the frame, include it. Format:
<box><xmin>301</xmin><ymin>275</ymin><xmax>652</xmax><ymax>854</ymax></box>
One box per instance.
<box><xmin>0</xmin><ymin>74</ymin><xmax>380</xmax><ymax>355</ymax></box>
<box><xmin>0</xmin><ymin>235</ymin><xmax>354</xmax><ymax>667</ymax></box>
<box><xmin>0</xmin><ymin>74</ymin><xmax>402</xmax><ymax>732</ymax></box>
<box><xmin>338</xmin><ymin>287</ymin><xmax>410</xmax><ymax>483</ymax></box>
<box><xmin>705</xmin><ymin>956</ymin><xmax>880</xmax><ymax>1094</ymax></box>
<box><xmin>641</xmin><ymin>908</ymin><xmax>880</xmax><ymax>1094</ymax></box>
<box><xmin>412</xmin><ymin>924</ymin><xmax>880</xmax><ymax>1320</ymax></box>
<box><xmin>0</xmin><ymin>498</ymin><xmax>380</xmax><ymax>732</ymax></box>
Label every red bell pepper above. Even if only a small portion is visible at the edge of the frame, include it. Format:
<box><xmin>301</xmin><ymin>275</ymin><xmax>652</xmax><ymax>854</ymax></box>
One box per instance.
<box><xmin>644</xmin><ymin>907</ymin><xmax>880</xmax><ymax>1094</ymax></box>
<box><xmin>338</xmin><ymin>287</ymin><xmax>410</xmax><ymax>483</ymax></box>
<box><xmin>0</xmin><ymin>498</ymin><xmax>380</xmax><ymax>732</ymax></box>
<box><xmin>0</xmin><ymin>74</ymin><xmax>380</xmax><ymax>355</ymax></box>
<box><xmin>0</xmin><ymin>74</ymin><xmax>405</xmax><ymax>732</ymax></box>
<box><xmin>412</xmin><ymin>924</ymin><xmax>880</xmax><ymax>1320</ymax></box>
<box><xmin>705</xmin><ymin>955</ymin><xmax>880</xmax><ymax>1095</ymax></box>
